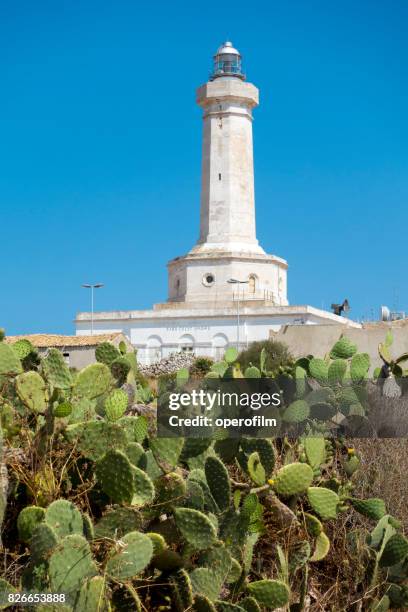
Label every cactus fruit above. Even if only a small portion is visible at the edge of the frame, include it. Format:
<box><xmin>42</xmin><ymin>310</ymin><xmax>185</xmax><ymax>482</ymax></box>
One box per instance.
<box><xmin>49</xmin><ymin>534</ymin><xmax>97</xmax><ymax>604</ymax></box>
<box><xmin>247</xmin><ymin>452</ymin><xmax>266</xmax><ymax>486</ymax></box>
<box><xmin>247</xmin><ymin>579</ymin><xmax>290</xmax><ymax>609</ymax></box>
<box><xmin>0</xmin><ymin>342</ymin><xmax>22</xmax><ymax>375</ymax></box>
<box><xmin>42</xmin><ymin>348</ymin><xmax>72</xmax><ymax>389</ymax></box>
<box><xmin>379</xmin><ymin>533</ymin><xmax>408</xmax><ymax>567</ymax></box>
<box><xmin>132</xmin><ymin>465</ymin><xmax>155</xmax><ymax>506</ymax></box>
<box><xmin>12</xmin><ymin>339</ymin><xmax>34</xmax><ymax>360</ymax></box>
<box><xmin>328</xmin><ymin>359</ymin><xmax>347</xmax><ymax>384</ymax></box>
<box><xmin>330</xmin><ymin>336</ymin><xmax>357</xmax><ymax>359</ymax></box>
<box><xmin>16</xmin><ymin>371</ymin><xmax>47</xmax><ymax>413</ymax></box>
<box><xmin>205</xmin><ymin>456</ymin><xmax>231</xmax><ymax>511</ymax></box>
<box><xmin>244</xmin><ymin>366</ymin><xmax>261</xmax><ymax>378</ymax></box>
<box><xmin>308</xmin><ymin>358</ymin><xmax>329</xmax><ymax>385</ymax></box>
<box><xmin>310</xmin><ymin>530</ymin><xmax>330</xmax><ymax>561</ymax></box>
<box><xmin>95</xmin><ymin>342</ymin><xmax>121</xmax><ymax>365</ymax></box>
<box><xmin>53</xmin><ymin>401</ymin><xmax>72</xmax><ymax>418</ymax></box>
<box><xmin>106</xmin><ymin>531</ymin><xmax>153</xmax><ymax>580</ymax></box>
<box><xmin>350</xmin><ymin>352</ymin><xmax>370</xmax><ymax>381</ymax></box>
<box><xmin>30</xmin><ymin>523</ymin><xmax>58</xmax><ymax>563</ymax></box>
<box><xmin>307</xmin><ymin>487</ymin><xmax>339</xmax><ymax>520</ymax></box>
<box><xmin>273</xmin><ymin>463</ymin><xmax>314</xmax><ymax>497</ymax></box>
<box><xmin>351</xmin><ymin>498</ymin><xmax>386</xmax><ymax>520</ymax></box>
<box><xmin>75</xmin><ymin>576</ymin><xmax>107</xmax><ymax>612</ymax></box>
<box><xmin>17</xmin><ymin>506</ymin><xmax>45</xmax><ymax>543</ymax></box>
<box><xmin>282</xmin><ymin>400</ymin><xmax>310</xmax><ymax>423</ymax></box>
<box><xmin>104</xmin><ymin>388</ymin><xmax>128</xmax><ymax>421</ymax></box>
<box><xmin>66</xmin><ymin>421</ymin><xmax>127</xmax><ymax>461</ymax></box>
<box><xmin>175</xmin><ymin>508</ymin><xmax>217</xmax><ymax>550</ymax></box>
<box><xmin>96</xmin><ymin>450</ymin><xmax>135</xmax><ymax>504</ymax></box>
<box><xmin>150</xmin><ymin>437</ymin><xmax>184</xmax><ymax>472</ymax></box>
<box><xmin>73</xmin><ymin>363</ymin><xmax>112</xmax><ymax>399</ymax></box>
<box><xmin>304</xmin><ymin>436</ymin><xmax>326</xmax><ymax>470</ymax></box>
<box><xmin>95</xmin><ymin>507</ymin><xmax>142</xmax><ymax>539</ymax></box>
<box><xmin>45</xmin><ymin>499</ymin><xmax>84</xmax><ymax>539</ymax></box>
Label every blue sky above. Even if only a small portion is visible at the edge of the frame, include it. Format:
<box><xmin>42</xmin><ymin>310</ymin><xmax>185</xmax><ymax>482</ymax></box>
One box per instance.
<box><xmin>1</xmin><ymin>0</ymin><xmax>407</xmax><ymax>334</ymax></box>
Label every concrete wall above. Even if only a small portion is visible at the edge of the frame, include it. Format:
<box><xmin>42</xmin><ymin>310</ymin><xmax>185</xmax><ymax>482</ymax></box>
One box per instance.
<box><xmin>270</xmin><ymin>321</ymin><xmax>408</xmax><ymax>371</ymax></box>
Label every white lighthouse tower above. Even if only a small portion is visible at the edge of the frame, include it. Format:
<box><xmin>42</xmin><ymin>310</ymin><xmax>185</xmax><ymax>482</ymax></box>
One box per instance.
<box><xmin>168</xmin><ymin>42</ymin><xmax>288</xmax><ymax>305</ymax></box>
<box><xmin>75</xmin><ymin>41</ymin><xmax>358</xmax><ymax>363</ymax></box>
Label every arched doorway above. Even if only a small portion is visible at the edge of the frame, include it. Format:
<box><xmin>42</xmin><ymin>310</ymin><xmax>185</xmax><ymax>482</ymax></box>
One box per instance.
<box><xmin>146</xmin><ymin>335</ymin><xmax>163</xmax><ymax>364</ymax></box>
<box><xmin>212</xmin><ymin>333</ymin><xmax>228</xmax><ymax>361</ymax></box>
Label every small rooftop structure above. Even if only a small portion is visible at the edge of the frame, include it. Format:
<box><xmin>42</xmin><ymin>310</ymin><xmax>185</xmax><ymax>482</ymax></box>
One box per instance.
<box><xmin>5</xmin><ymin>333</ymin><xmax>132</xmax><ymax>369</ymax></box>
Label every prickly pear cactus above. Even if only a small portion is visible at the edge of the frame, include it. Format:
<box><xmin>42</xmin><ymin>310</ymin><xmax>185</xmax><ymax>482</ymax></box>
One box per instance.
<box><xmin>106</xmin><ymin>531</ymin><xmax>153</xmax><ymax>580</ymax></box>
<box><xmin>247</xmin><ymin>579</ymin><xmax>290</xmax><ymax>609</ymax></box>
<box><xmin>17</xmin><ymin>506</ymin><xmax>45</xmax><ymax>542</ymax></box>
<box><xmin>307</xmin><ymin>486</ymin><xmax>339</xmax><ymax>520</ymax></box>
<box><xmin>96</xmin><ymin>450</ymin><xmax>135</xmax><ymax>504</ymax></box>
<box><xmin>15</xmin><ymin>371</ymin><xmax>47</xmax><ymax>413</ymax></box>
<box><xmin>273</xmin><ymin>462</ymin><xmax>314</xmax><ymax>497</ymax></box>
<box><xmin>0</xmin><ymin>342</ymin><xmax>22</xmax><ymax>375</ymax></box>
<box><xmin>49</xmin><ymin>534</ymin><xmax>98</xmax><ymax>604</ymax></box>
<box><xmin>104</xmin><ymin>388</ymin><xmax>128</xmax><ymax>421</ymax></box>
<box><xmin>42</xmin><ymin>348</ymin><xmax>73</xmax><ymax>389</ymax></box>
<box><xmin>205</xmin><ymin>456</ymin><xmax>231</xmax><ymax>511</ymax></box>
<box><xmin>45</xmin><ymin>499</ymin><xmax>84</xmax><ymax>538</ymax></box>
<box><xmin>73</xmin><ymin>363</ymin><xmax>112</xmax><ymax>399</ymax></box>
<box><xmin>175</xmin><ymin>508</ymin><xmax>217</xmax><ymax>550</ymax></box>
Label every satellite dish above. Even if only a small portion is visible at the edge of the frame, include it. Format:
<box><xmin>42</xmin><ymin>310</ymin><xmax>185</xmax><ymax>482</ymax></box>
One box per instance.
<box><xmin>380</xmin><ymin>306</ymin><xmax>391</xmax><ymax>321</ymax></box>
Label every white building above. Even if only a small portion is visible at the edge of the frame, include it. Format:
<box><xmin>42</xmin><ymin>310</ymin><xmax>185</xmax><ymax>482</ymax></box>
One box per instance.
<box><xmin>76</xmin><ymin>42</ymin><xmax>359</xmax><ymax>363</ymax></box>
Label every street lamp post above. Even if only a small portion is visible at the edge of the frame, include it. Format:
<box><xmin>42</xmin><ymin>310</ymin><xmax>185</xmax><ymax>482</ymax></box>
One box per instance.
<box><xmin>227</xmin><ymin>278</ymin><xmax>249</xmax><ymax>351</ymax></box>
<box><xmin>82</xmin><ymin>283</ymin><xmax>104</xmax><ymax>335</ymax></box>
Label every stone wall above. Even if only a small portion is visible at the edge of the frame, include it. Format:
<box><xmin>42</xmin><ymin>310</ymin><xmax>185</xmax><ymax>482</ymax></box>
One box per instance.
<box><xmin>270</xmin><ymin>320</ymin><xmax>408</xmax><ymax>371</ymax></box>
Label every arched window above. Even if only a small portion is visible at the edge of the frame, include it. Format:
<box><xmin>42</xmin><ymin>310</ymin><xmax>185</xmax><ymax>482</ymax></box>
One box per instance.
<box><xmin>212</xmin><ymin>333</ymin><xmax>228</xmax><ymax>361</ymax></box>
<box><xmin>248</xmin><ymin>274</ymin><xmax>257</xmax><ymax>294</ymax></box>
<box><xmin>146</xmin><ymin>335</ymin><xmax>163</xmax><ymax>364</ymax></box>
<box><xmin>178</xmin><ymin>334</ymin><xmax>195</xmax><ymax>354</ymax></box>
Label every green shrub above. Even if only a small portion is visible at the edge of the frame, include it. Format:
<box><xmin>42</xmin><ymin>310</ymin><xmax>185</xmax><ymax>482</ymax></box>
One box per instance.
<box><xmin>189</xmin><ymin>357</ymin><xmax>214</xmax><ymax>378</ymax></box>
<box><xmin>238</xmin><ymin>339</ymin><xmax>293</xmax><ymax>374</ymax></box>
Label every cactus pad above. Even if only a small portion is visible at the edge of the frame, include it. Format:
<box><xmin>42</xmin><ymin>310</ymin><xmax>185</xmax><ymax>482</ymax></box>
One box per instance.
<box><xmin>17</xmin><ymin>506</ymin><xmax>45</xmax><ymax>543</ymax></box>
<box><xmin>45</xmin><ymin>499</ymin><xmax>84</xmax><ymax>539</ymax></box>
<box><xmin>304</xmin><ymin>512</ymin><xmax>323</xmax><ymax>537</ymax></box>
<box><xmin>205</xmin><ymin>456</ymin><xmax>231</xmax><ymax>511</ymax></box>
<box><xmin>328</xmin><ymin>359</ymin><xmax>347</xmax><ymax>384</ymax></box>
<box><xmin>12</xmin><ymin>339</ymin><xmax>34</xmax><ymax>360</ymax></box>
<box><xmin>379</xmin><ymin>533</ymin><xmax>408</xmax><ymax>567</ymax></box>
<box><xmin>16</xmin><ymin>371</ymin><xmax>47</xmax><ymax>413</ymax></box>
<box><xmin>304</xmin><ymin>436</ymin><xmax>326</xmax><ymax>469</ymax></box>
<box><xmin>350</xmin><ymin>352</ymin><xmax>370</xmax><ymax>381</ymax></box>
<box><xmin>75</xmin><ymin>576</ymin><xmax>107</xmax><ymax>612</ymax></box>
<box><xmin>240</xmin><ymin>439</ymin><xmax>275</xmax><ymax>477</ymax></box>
<box><xmin>147</xmin><ymin>532</ymin><xmax>166</xmax><ymax>555</ymax></box>
<box><xmin>131</xmin><ymin>465</ymin><xmax>155</xmax><ymax>506</ymax></box>
<box><xmin>175</xmin><ymin>508</ymin><xmax>217</xmax><ymax>549</ymax></box>
<box><xmin>193</xmin><ymin>594</ymin><xmax>218</xmax><ymax>611</ymax></box>
<box><xmin>30</xmin><ymin>523</ymin><xmax>58</xmax><ymax>563</ymax></box>
<box><xmin>49</xmin><ymin>534</ymin><xmax>97</xmax><ymax>604</ymax></box>
<box><xmin>274</xmin><ymin>462</ymin><xmax>314</xmax><ymax>497</ymax></box>
<box><xmin>42</xmin><ymin>348</ymin><xmax>73</xmax><ymax>389</ymax></box>
<box><xmin>247</xmin><ymin>579</ymin><xmax>290</xmax><ymax>609</ymax></box>
<box><xmin>190</xmin><ymin>568</ymin><xmax>221</xmax><ymax>601</ymax></box>
<box><xmin>67</xmin><ymin>421</ymin><xmax>127</xmax><ymax>460</ymax></box>
<box><xmin>95</xmin><ymin>342</ymin><xmax>121</xmax><ymax>365</ymax></box>
<box><xmin>95</xmin><ymin>507</ymin><xmax>142</xmax><ymax>539</ymax></box>
<box><xmin>330</xmin><ymin>336</ymin><xmax>357</xmax><ymax>359</ymax></box>
<box><xmin>96</xmin><ymin>450</ymin><xmax>135</xmax><ymax>504</ymax></box>
<box><xmin>244</xmin><ymin>366</ymin><xmax>261</xmax><ymax>378</ymax></box>
<box><xmin>309</xmin><ymin>358</ymin><xmax>329</xmax><ymax>385</ymax></box>
<box><xmin>282</xmin><ymin>400</ymin><xmax>310</xmax><ymax>423</ymax></box>
<box><xmin>104</xmin><ymin>388</ymin><xmax>128</xmax><ymax>421</ymax></box>
<box><xmin>310</xmin><ymin>530</ymin><xmax>330</xmax><ymax>561</ymax></box>
<box><xmin>155</xmin><ymin>472</ymin><xmax>187</xmax><ymax>511</ymax></box>
<box><xmin>247</xmin><ymin>452</ymin><xmax>266</xmax><ymax>486</ymax></box>
<box><xmin>106</xmin><ymin>531</ymin><xmax>153</xmax><ymax>580</ymax></box>
<box><xmin>307</xmin><ymin>487</ymin><xmax>339</xmax><ymax>520</ymax></box>
<box><xmin>150</xmin><ymin>437</ymin><xmax>184</xmax><ymax>472</ymax></box>
<box><xmin>351</xmin><ymin>497</ymin><xmax>386</xmax><ymax>520</ymax></box>
<box><xmin>224</xmin><ymin>347</ymin><xmax>238</xmax><ymax>364</ymax></box>
<box><xmin>73</xmin><ymin>363</ymin><xmax>112</xmax><ymax>399</ymax></box>
<box><xmin>0</xmin><ymin>342</ymin><xmax>22</xmax><ymax>375</ymax></box>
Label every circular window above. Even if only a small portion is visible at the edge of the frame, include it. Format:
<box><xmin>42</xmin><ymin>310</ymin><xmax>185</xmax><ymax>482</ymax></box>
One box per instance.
<box><xmin>202</xmin><ymin>273</ymin><xmax>215</xmax><ymax>287</ymax></box>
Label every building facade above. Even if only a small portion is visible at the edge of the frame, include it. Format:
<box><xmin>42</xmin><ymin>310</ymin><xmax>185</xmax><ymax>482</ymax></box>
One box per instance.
<box><xmin>76</xmin><ymin>42</ymin><xmax>359</xmax><ymax>363</ymax></box>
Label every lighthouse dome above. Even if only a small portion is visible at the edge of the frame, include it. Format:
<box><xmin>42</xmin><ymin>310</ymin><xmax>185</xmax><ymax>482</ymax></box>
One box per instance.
<box><xmin>211</xmin><ymin>41</ymin><xmax>245</xmax><ymax>80</ymax></box>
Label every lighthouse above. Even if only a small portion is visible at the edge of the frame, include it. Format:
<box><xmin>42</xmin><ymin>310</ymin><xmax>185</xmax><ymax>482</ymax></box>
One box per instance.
<box><xmin>167</xmin><ymin>42</ymin><xmax>288</xmax><ymax>304</ymax></box>
<box><xmin>75</xmin><ymin>41</ymin><xmax>358</xmax><ymax>364</ymax></box>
